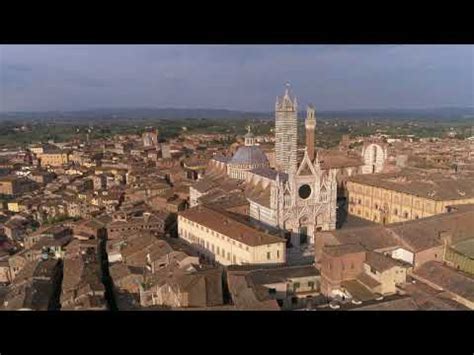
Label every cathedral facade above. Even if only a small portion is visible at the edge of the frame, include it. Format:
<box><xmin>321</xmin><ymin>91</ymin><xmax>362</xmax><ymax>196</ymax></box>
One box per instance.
<box><xmin>245</xmin><ymin>85</ymin><xmax>337</xmax><ymax>246</ymax></box>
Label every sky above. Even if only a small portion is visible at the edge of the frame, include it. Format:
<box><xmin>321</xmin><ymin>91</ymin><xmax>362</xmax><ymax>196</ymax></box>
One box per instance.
<box><xmin>0</xmin><ymin>45</ymin><xmax>473</xmax><ymax>112</ymax></box>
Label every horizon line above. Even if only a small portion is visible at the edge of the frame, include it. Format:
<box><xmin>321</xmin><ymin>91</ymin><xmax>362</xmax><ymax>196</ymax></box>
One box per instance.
<box><xmin>1</xmin><ymin>105</ymin><xmax>473</xmax><ymax>115</ymax></box>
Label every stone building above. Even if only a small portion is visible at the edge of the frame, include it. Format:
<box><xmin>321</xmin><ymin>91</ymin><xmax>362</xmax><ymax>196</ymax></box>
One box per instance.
<box><xmin>346</xmin><ymin>169</ymin><xmax>474</xmax><ymax>224</ymax></box>
<box><xmin>139</xmin><ymin>266</ymin><xmax>223</xmax><ymax>309</ymax></box>
<box><xmin>362</xmin><ymin>251</ymin><xmax>409</xmax><ymax>295</ymax></box>
<box><xmin>360</xmin><ymin>141</ymin><xmax>388</xmax><ymax>174</ymax></box>
<box><xmin>0</xmin><ymin>258</ymin><xmax>11</xmax><ymax>284</ymax></box>
<box><xmin>106</xmin><ymin>210</ymin><xmax>170</xmax><ymax>240</ymax></box>
<box><xmin>8</xmin><ymin>251</ymin><xmax>31</xmax><ymax>280</ymax></box>
<box><xmin>316</xmin><ymin>204</ymin><xmax>474</xmax><ymax>272</ymax></box>
<box><xmin>443</xmin><ymin>238</ymin><xmax>474</xmax><ymax>275</ymax></box>
<box><xmin>320</xmin><ymin>244</ymin><xmax>367</xmax><ymax>297</ymax></box>
<box><xmin>0</xmin><ymin>176</ymin><xmax>38</xmax><ymax>196</ymax></box>
<box><xmin>160</xmin><ymin>143</ymin><xmax>171</xmax><ymax>159</ymax></box>
<box><xmin>27</xmin><ymin>170</ymin><xmax>56</xmax><ymax>185</ymax></box>
<box><xmin>227</xmin><ymin>264</ymin><xmax>320</xmax><ymax>310</ymax></box>
<box><xmin>60</xmin><ymin>239</ymin><xmax>107</xmax><ymax>310</ymax></box>
<box><xmin>2</xmin><ymin>258</ymin><xmax>61</xmax><ymax>310</ymax></box>
<box><xmin>110</xmin><ymin>261</ymin><xmax>143</xmax><ymax>287</ymax></box>
<box><xmin>37</xmin><ymin>150</ymin><xmax>70</xmax><ymax>167</ymax></box>
<box><xmin>412</xmin><ymin>261</ymin><xmax>474</xmax><ymax>309</ymax></box>
<box><xmin>178</xmin><ymin>205</ymin><xmax>286</xmax><ymax>266</ymax></box>
<box><xmin>142</xmin><ymin>128</ymin><xmax>159</xmax><ymax>148</ymax></box>
<box><xmin>319</xmin><ymin>244</ymin><xmax>410</xmax><ymax>300</ymax></box>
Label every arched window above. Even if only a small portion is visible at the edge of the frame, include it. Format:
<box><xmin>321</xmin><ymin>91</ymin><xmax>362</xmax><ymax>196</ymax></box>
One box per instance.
<box><xmin>320</xmin><ymin>187</ymin><xmax>328</xmax><ymax>202</ymax></box>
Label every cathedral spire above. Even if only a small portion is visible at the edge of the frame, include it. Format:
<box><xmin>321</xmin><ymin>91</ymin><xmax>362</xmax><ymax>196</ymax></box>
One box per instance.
<box><xmin>314</xmin><ymin>150</ymin><xmax>321</xmax><ymax>171</ymax></box>
<box><xmin>284</xmin><ymin>81</ymin><xmax>291</xmax><ymax>97</ymax></box>
<box><xmin>276</xmin><ymin>82</ymin><xmax>297</xmax><ymax>112</ymax></box>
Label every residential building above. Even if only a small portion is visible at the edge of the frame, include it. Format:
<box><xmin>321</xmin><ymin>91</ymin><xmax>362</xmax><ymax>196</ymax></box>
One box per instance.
<box><xmin>412</xmin><ymin>261</ymin><xmax>474</xmax><ymax>309</ymax></box>
<box><xmin>2</xmin><ymin>258</ymin><xmax>61</xmax><ymax>310</ymax></box>
<box><xmin>320</xmin><ymin>244</ymin><xmax>367</xmax><ymax>297</ymax></box>
<box><xmin>60</xmin><ymin>239</ymin><xmax>107</xmax><ymax>310</ymax></box>
<box><xmin>139</xmin><ymin>265</ymin><xmax>223</xmax><ymax>309</ymax></box>
<box><xmin>227</xmin><ymin>264</ymin><xmax>320</xmax><ymax>309</ymax></box>
<box><xmin>444</xmin><ymin>238</ymin><xmax>474</xmax><ymax>275</ymax></box>
<box><xmin>142</xmin><ymin>128</ymin><xmax>158</xmax><ymax>148</ymax></box>
<box><xmin>0</xmin><ymin>176</ymin><xmax>38</xmax><ymax>196</ymax></box>
<box><xmin>106</xmin><ymin>210</ymin><xmax>170</xmax><ymax>240</ymax></box>
<box><xmin>37</xmin><ymin>151</ymin><xmax>70</xmax><ymax>167</ymax></box>
<box><xmin>316</xmin><ymin>205</ymin><xmax>474</xmax><ymax>270</ymax></box>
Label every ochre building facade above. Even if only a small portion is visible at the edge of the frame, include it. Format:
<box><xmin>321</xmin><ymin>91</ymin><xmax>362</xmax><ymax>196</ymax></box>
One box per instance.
<box><xmin>346</xmin><ymin>171</ymin><xmax>474</xmax><ymax>224</ymax></box>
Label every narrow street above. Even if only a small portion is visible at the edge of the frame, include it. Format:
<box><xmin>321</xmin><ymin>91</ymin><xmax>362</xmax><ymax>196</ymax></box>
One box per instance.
<box><xmin>99</xmin><ymin>238</ymin><xmax>118</xmax><ymax>311</ymax></box>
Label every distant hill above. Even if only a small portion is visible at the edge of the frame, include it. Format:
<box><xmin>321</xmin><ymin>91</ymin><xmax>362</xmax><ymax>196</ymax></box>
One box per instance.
<box><xmin>0</xmin><ymin>108</ymin><xmax>271</xmax><ymax>121</ymax></box>
<box><xmin>0</xmin><ymin>106</ymin><xmax>473</xmax><ymax>122</ymax></box>
<box><xmin>316</xmin><ymin>107</ymin><xmax>474</xmax><ymax>121</ymax></box>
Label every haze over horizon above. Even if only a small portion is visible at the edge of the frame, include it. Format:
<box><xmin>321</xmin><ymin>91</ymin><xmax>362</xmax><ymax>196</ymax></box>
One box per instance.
<box><xmin>1</xmin><ymin>45</ymin><xmax>473</xmax><ymax>113</ymax></box>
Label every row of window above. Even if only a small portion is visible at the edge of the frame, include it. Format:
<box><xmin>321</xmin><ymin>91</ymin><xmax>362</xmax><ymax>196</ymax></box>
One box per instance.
<box><xmin>109</xmin><ymin>223</ymin><xmax>163</xmax><ymax>233</ymax></box>
<box><xmin>181</xmin><ymin>229</ymin><xmax>244</xmax><ymax>263</ymax></box>
<box><xmin>350</xmin><ymin>190</ymin><xmax>437</xmax><ymax>212</ymax></box>
<box><xmin>327</xmin><ymin>262</ymin><xmax>355</xmax><ymax>271</ymax></box>
<box><xmin>199</xmin><ymin>235</ymin><xmax>241</xmax><ymax>264</ymax></box>
<box><xmin>180</xmin><ymin>227</ymin><xmax>282</xmax><ymax>264</ymax></box>
<box><xmin>180</xmin><ymin>220</ymin><xmax>250</xmax><ymax>251</ymax></box>
<box><xmin>292</xmin><ymin>281</ymin><xmax>315</xmax><ymax>291</ymax></box>
<box><xmin>350</xmin><ymin>200</ymin><xmax>423</xmax><ymax>220</ymax></box>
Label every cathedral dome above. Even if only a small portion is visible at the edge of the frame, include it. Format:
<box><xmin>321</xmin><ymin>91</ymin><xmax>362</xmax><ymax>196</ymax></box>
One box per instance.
<box><xmin>229</xmin><ymin>145</ymin><xmax>269</xmax><ymax>166</ymax></box>
<box><xmin>227</xmin><ymin>145</ymin><xmax>270</xmax><ymax>180</ymax></box>
<box><xmin>227</xmin><ymin>126</ymin><xmax>270</xmax><ymax>180</ymax></box>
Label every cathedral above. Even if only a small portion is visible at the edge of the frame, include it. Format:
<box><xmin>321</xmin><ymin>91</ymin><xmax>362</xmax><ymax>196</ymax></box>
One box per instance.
<box><xmin>198</xmin><ymin>84</ymin><xmax>390</xmax><ymax>246</ymax></box>
<box><xmin>244</xmin><ymin>84</ymin><xmax>337</xmax><ymax>246</ymax></box>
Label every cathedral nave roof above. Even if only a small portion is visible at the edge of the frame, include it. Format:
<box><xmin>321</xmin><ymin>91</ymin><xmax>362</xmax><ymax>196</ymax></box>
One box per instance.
<box><xmin>249</xmin><ymin>168</ymin><xmax>288</xmax><ymax>182</ymax></box>
<box><xmin>245</xmin><ymin>182</ymin><xmax>271</xmax><ymax>208</ymax></box>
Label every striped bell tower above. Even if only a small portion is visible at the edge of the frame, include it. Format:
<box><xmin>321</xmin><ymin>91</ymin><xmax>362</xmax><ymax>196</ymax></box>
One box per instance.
<box><xmin>275</xmin><ymin>82</ymin><xmax>298</xmax><ymax>174</ymax></box>
<box><xmin>305</xmin><ymin>105</ymin><xmax>316</xmax><ymax>162</ymax></box>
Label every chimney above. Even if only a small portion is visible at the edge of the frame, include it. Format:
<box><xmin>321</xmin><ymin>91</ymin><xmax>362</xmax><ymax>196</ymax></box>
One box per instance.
<box><xmin>438</xmin><ymin>231</ymin><xmax>452</xmax><ymax>245</ymax></box>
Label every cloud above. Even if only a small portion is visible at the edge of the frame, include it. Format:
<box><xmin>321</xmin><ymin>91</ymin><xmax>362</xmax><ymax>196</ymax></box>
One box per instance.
<box><xmin>4</xmin><ymin>63</ymin><xmax>33</xmax><ymax>72</ymax></box>
<box><xmin>0</xmin><ymin>45</ymin><xmax>473</xmax><ymax>112</ymax></box>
